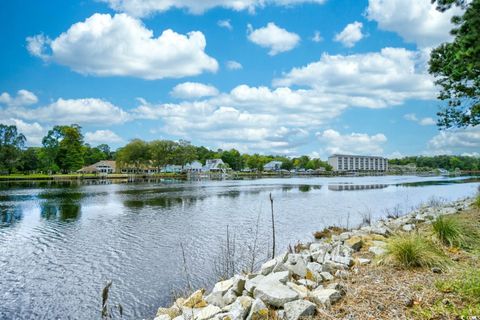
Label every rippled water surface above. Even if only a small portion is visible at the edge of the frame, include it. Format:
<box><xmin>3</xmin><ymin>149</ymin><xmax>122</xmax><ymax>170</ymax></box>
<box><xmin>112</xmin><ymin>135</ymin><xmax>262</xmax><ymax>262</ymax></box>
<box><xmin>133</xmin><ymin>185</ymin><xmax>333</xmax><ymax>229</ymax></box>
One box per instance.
<box><xmin>0</xmin><ymin>176</ymin><xmax>479</xmax><ymax>319</ymax></box>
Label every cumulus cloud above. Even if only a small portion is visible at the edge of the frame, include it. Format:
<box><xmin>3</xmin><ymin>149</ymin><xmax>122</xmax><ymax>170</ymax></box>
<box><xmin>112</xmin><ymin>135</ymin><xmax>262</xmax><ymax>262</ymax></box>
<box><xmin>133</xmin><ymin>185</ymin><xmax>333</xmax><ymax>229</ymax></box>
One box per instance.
<box><xmin>247</xmin><ymin>22</ymin><xmax>300</xmax><ymax>55</ymax></box>
<box><xmin>170</xmin><ymin>82</ymin><xmax>219</xmax><ymax>99</ymax></box>
<box><xmin>311</xmin><ymin>31</ymin><xmax>323</xmax><ymax>43</ymax></box>
<box><xmin>85</xmin><ymin>130</ymin><xmax>123</xmax><ymax>144</ymax></box>
<box><xmin>2</xmin><ymin>98</ymin><xmax>130</xmax><ymax>125</ymax></box>
<box><xmin>0</xmin><ymin>90</ymin><xmax>38</xmax><ymax>107</ymax></box>
<box><xmin>226</xmin><ymin>60</ymin><xmax>243</xmax><ymax>70</ymax></box>
<box><xmin>218</xmin><ymin>19</ymin><xmax>233</xmax><ymax>30</ymax></box>
<box><xmin>26</xmin><ymin>13</ymin><xmax>218</xmax><ymax>80</ymax></box>
<box><xmin>316</xmin><ymin>129</ymin><xmax>387</xmax><ymax>155</ymax></box>
<box><xmin>404</xmin><ymin>113</ymin><xmax>436</xmax><ymax>126</ymax></box>
<box><xmin>427</xmin><ymin>127</ymin><xmax>480</xmax><ymax>155</ymax></box>
<box><xmin>334</xmin><ymin>21</ymin><xmax>364</xmax><ymax>48</ymax></box>
<box><xmin>366</xmin><ymin>0</ymin><xmax>462</xmax><ymax>47</ymax></box>
<box><xmin>2</xmin><ymin>118</ymin><xmax>45</xmax><ymax>146</ymax></box>
<box><xmin>274</xmin><ymin>47</ymin><xmax>436</xmax><ymax>108</ymax></box>
<box><xmin>102</xmin><ymin>0</ymin><xmax>326</xmax><ymax>16</ymax></box>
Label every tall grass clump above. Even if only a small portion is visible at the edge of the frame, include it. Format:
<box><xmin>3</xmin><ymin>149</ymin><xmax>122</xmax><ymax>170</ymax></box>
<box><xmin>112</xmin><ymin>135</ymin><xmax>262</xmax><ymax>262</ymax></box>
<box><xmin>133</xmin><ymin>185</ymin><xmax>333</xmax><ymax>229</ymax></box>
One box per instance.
<box><xmin>432</xmin><ymin>215</ymin><xmax>480</xmax><ymax>249</ymax></box>
<box><xmin>383</xmin><ymin>234</ymin><xmax>449</xmax><ymax>269</ymax></box>
<box><xmin>474</xmin><ymin>191</ymin><xmax>480</xmax><ymax>209</ymax></box>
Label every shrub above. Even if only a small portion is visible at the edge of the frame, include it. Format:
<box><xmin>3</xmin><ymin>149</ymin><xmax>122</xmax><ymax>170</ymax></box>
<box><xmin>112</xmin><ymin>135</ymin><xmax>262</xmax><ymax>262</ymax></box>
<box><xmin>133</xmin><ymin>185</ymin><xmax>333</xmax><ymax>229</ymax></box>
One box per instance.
<box><xmin>383</xmin><ymin>234</ymin><xmax>449</xmax><ymax>269</ymax></box>
<box><xmin>313</xmin><ymin>226</ymin><xmax>346</xmax><ymax>239</ymax></box>
<box><xmin>432</xmin><ymin>215</ymin><xmax>480</xmax><ymax>249</ymax></box>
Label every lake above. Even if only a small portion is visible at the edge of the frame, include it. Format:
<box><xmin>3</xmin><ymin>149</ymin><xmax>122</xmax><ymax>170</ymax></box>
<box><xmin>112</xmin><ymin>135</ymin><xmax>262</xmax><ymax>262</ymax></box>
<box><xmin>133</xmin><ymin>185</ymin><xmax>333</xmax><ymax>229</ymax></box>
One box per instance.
<box><xmin>0</xmin><ymin>175</ymin><xmax>479</xmax><ymax>319</ymax></box>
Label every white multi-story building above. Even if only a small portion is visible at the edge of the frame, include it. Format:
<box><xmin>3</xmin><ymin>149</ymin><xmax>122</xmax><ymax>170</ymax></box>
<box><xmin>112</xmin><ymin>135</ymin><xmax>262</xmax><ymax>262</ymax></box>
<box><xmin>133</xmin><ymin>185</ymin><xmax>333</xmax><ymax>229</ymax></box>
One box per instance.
<box><xmin>328</xmin><ymin>154</ymin><xmax>388</xmax><ymax>172</ymax></box>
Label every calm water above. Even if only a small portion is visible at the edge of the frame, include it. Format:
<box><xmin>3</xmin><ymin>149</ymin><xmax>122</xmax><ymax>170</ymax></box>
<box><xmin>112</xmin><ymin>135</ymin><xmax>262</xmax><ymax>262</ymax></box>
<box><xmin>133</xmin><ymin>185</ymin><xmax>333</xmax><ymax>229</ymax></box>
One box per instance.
<box><xmin>0</xmin><ymin>175</ymin><xmax>479</xmax><ymax>319</ymax></box>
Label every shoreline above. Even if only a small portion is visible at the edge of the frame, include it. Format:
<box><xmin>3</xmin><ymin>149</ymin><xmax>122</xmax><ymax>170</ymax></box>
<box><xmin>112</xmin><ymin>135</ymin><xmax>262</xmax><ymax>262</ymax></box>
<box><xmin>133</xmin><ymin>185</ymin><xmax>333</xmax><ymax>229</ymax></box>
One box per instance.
<box><xmin>152</xmin><ymin>196</ymin><xmax>476</xmax><ymax>320</ymax></box>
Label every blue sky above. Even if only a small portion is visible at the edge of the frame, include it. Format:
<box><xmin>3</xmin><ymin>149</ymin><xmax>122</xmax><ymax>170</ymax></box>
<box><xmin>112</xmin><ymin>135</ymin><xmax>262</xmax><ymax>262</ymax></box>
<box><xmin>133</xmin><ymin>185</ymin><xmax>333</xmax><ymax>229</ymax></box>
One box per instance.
<box><xmin>0</xmin><ymin>0</ymin><xmax>478</xmax><ymax>158</ymax></box>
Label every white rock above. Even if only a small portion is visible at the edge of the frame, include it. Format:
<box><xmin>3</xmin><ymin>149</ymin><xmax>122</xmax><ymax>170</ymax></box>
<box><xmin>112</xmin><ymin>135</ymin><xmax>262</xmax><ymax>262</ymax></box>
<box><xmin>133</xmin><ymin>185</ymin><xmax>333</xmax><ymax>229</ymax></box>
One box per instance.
<box><xmin>369</xmin><ymin>246</ymin><xmax>386</xmax><ymax>256</ymax></box>
<box><xmin>260</xmin><ymin>259</ymin><xmax>277</xmax><ymax>275</ymax></box>
<box><xmin>196</xmin><ymin>305</ymin><xmax>222</xmax><ymax>320</ymax></box>
<box><xmin>225</xmin><ymin>296</ymin><xmax>253</xmax><ymax>320</ymax></box>
<box><xmin>223</xmin><ymin>288</ymin><xmax>237</xmax><ymax>305</ymax></box>
<box><xmin>283</xmin><ymin>300</ymin><xmax>317</xmax><ymax>320</ymax></box>
<box><xmin>402</xmin><ymin>224</ymin><xmax>415</xmax><ymax>232</ymax></box>
<box><xmin>254</xmin><ymin>281</ymin><xmax>299</xmax><ymax>307</ymax></box>
<box><xmin>205</xmin><ymin>292</ymin><xmax>225</xmax><ymax>308</ymax></box>
<box><xmin>286</xmin><ymin>282</ymin><xmax>309</xmax><ymax>298</ymax></box>
<box><xmin>285</xmin><ymin>254</ymin><xmax>308</xmax><ymax>278</ymax></box>
<box><xmin>155</xmin><ymin>315</ymin><xmax>171</xmax><ymax>320</ymax></box>
<box><xmin>319</xmin><ymin>272</ymin><xmax>334</xmax><ymax>281</ymax></box>
<box><xmin>245</xmin><ymin>275</ymin><xmax>265</xmax><ymax>293</ymax></box>
<box><xmin>310</xmin><ymin>288</ymin><xmax>343</xmax><ymax>307</ymax></box>
<box><xmin>357</xmin><ymin>258</ymin><xmax>371</xmax><ymax>265</ymax></box>
<box><xmin>246</xmin><ymin>298</ymin><xmax>268</xmax><ymax>320</ymax></box>
<box><xmin>297</xmin><ymin>279</ymin><xmax>317</xmax><ymax>288</ymax></box>
<box><xmin>213</xmin><ymin>279</ymin><xmax>234</xmax><ymax>295</ymax></box>
<box><xmin>306</xmin><ymin>262</ymin><xmax>322</xmax><ymax>274</ymax></box>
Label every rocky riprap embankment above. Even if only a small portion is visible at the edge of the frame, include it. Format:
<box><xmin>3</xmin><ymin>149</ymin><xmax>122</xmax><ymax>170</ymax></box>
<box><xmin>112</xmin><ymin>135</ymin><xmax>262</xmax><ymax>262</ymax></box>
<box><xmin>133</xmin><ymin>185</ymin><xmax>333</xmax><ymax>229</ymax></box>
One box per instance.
<box><xmin>154</xmin><ymin>198</ymin><xmax>473</xmax><ymax>320</ymax></box>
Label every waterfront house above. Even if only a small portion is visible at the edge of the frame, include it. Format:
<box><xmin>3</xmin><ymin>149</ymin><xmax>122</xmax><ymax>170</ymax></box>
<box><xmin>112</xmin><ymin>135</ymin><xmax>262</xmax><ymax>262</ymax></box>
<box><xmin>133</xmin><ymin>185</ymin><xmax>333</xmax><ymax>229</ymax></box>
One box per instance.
<box><xmin>184</xmin><ymin>161</ymin><xmax>203</xmax><ymax>173</ymax></box>
<box><xmin>77</xmin><ymin>160</ymin><xmax>116</xmax><ymax>174</ymax></box>
<box><xmin>161</xmin><ymin>165</ymin><xmax>183</xmax><ymax>173</ymax></box>
<box><xmin>263</xmin><ymin>161</ymin><xmax>283</xmax><ymax>171</ymax></box>
<box><xmin>203</xmin><ymin>159</ymin><xmax>226</xmax><ymax>172</ymax></box>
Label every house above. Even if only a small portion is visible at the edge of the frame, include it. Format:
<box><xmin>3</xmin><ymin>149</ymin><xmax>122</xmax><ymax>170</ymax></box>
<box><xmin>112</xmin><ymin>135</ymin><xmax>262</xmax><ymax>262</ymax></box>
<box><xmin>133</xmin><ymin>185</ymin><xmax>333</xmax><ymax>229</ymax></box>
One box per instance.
<box><xmin>162</xmin><ymin>165</ymin><xmax>183</xmax><ymax>173</ymax></box>
<box><xmin>77</xmin><ymin>160</ymin><xmax>116</xmax><ymax>174</ymax></box>
<box><xmin>184</xmin><ymin>161</ymin><xmax>203</xmax><ymax>173</ymax></box>
<box><xmin>263</xmin><ymin>161</ymin><xmax>283</xmax><ymax>171</ymax></box>
<box><xmin>203</xmin><ymin>159</ymin><xmax>226</xmax><ymax>172</ymax></box>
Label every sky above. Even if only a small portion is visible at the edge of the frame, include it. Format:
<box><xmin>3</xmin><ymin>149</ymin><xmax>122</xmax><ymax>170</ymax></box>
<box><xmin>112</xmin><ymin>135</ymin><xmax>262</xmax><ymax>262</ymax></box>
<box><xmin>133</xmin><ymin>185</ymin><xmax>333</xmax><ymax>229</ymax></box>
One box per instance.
<box><xmin>0</xmin><ymin>0</ymin><xmax>479</xmax><ymax>158</ymax></box>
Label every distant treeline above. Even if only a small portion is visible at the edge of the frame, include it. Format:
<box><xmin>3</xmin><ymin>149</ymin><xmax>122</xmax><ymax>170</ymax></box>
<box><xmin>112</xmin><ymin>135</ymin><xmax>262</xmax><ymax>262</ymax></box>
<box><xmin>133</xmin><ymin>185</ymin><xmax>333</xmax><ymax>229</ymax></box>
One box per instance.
<box><xmin>389</xmin><ymin>156</ymin><xmax>480</xmax><ymax>171</ymax></box>
<box><xmin>2</xmin><ymin>123</ymin><xmax>479</xmax><ymax>175</ymax></box>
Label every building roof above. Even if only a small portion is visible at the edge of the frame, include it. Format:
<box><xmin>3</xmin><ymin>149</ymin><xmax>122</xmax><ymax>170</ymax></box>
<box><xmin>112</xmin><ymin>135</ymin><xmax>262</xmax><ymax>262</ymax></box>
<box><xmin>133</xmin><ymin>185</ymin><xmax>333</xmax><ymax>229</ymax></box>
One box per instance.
<box><xmin>328</xmin><ymin>154</ymin><xmax>386</xmax><ymax>159</ymax></box>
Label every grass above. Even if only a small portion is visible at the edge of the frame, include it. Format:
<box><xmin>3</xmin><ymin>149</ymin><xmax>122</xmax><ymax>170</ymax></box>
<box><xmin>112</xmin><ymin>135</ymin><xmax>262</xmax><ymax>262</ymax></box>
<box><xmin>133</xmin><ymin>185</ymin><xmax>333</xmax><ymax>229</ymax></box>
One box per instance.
<box><xmin>382</xmin><ymin>233</ymin><xmax>449</xmax><ymax>269</ymax></box>
<box><xmin>474</xmin><ymin>192</ymin><xmax>480</xmax><ymax>209</ymax></box>
<box><xmin>432</xmin><ymin>215</ymin><xmax>480</xmax><ymax>249</ymax></box>
<box><xmin>436</xmin><ymin>267</ymin><xmax>480</xmax><ymax>303</ymax></box>
<box><xmin>313</xmin><ymin>226</ymin><xmax>346</xmax><ymax>239</ymax></box>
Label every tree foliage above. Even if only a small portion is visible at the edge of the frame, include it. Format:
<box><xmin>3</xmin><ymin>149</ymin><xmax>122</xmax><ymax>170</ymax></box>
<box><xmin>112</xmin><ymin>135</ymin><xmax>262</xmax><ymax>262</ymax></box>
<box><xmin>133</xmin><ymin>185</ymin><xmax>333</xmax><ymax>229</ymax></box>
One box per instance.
<box><xmin>0</xmin><ymin>124</ymin><xmax>26</xmax><ymax>173</ymax></box>
<box><xmin>429</xmin><ymin>0</ymin><xmax>480</xmax><ymax>128</ymax></box>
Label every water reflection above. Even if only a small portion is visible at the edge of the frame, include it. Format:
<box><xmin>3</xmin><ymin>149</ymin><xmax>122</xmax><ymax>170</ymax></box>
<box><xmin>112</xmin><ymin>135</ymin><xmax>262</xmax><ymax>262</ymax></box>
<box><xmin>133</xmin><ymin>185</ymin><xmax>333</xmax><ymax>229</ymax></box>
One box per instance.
<box><xmin>0</xmin><ymin>205</ymin><xmax>22</xmax><ymax>226</ymax></box>
<box><xmin>328</xmin><ymin>184</ymin><xmax>388</xmax><ymax>191</ymax></box>
<box><xmin>38</xmin><ymin>190</ymin><xmax>84</xmax><ymax>222</ymax></box>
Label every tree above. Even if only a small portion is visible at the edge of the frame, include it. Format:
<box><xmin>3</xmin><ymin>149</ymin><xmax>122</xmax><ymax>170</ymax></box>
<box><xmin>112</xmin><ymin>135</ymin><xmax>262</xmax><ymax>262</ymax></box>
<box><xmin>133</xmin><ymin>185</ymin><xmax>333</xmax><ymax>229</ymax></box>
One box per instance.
<box><xmin>42</xmin><ymin>125</ymin><xmax>84</xmax><ymax>173</ymax></box>
<box><xmin>429</xmin><ymin>0</ymin><xmax>480</xmax><ymax>128</ymax></box>
<box><xmin>116</xmin><ymin>139</ymin><xmax>150</xmax><ymax>171</ymax></box>
<box><xmin>0</xmin><ymin>124</ymin><xmax>26</xmax><ymax>173</ymax></box>
<box><xmin>149</xmin><ymin>140</ymin><xmax>177</xmax><ymax>170</ymax></box>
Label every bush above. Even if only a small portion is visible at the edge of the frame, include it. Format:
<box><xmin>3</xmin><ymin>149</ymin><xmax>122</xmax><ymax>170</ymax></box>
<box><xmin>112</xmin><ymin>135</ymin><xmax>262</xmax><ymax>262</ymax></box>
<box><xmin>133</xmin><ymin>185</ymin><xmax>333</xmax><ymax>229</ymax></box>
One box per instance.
<box><xmin>383</xmin><ymin>234</ymin><xmax>449</xmax><ymax>269</ymax></box>
<box><xmin>432</xmin><ymin>215</ymin><xmax>480</xmax><ymax>249</ymax></box>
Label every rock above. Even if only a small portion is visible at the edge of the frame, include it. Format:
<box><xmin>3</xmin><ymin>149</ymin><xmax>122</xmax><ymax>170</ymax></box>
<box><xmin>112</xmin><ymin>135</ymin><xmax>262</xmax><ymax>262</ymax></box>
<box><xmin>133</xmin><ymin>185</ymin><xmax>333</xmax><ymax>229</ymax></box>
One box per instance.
<box><xmin>322</xmin><ymin>261</ymin><xmax>347</xmax><ymax>273</ymax></box>
<box><xmin>253</xmin><ymin>281</ymin><xmax>299</xmax><ymax>307</ymax></box>
<box><xmin>310</xmin><ymin>288</ymin><xmax>343</xmax><ymax>307</ymax></box>
<box><xmin>205</xmin><ymin>292</ymin><xmax>225</xmax><ymax>308</ymax></box>
<box><xmin>286</xmin><ymin>282</ymin><xmax>309</xmax><ymax>298</ymax></box>
<box><xmin>263</xmin><ymin>271</ymin><xmax>290</xmax><ymax>284</ymax></box>
<box><xmin>306</xmin><ymin>262</ymin><xmax>322</xmax><ymax>274</ymax></box>
<box><xmin>277</xmin><ymin>310</ymin><xmax>285</xmax><ymax>320</ymax></box>
<box><xmin>155</xmin><ymin>315</ymin><xmax>171</xmax><ymax>320</ymax></box>
<box><xmin>173</xmin><ymin>316</ymin><xmax>185</xmax><ymax>320</ymax></box>
<box><xmin>283</xmin><ymin>300</ymin><xmax>317</xmax><ymax>320</ymax></box>
<box><xmin>402</xmin><ymin>224</ymin><xmax>415</xmax><ymax>232</ymax></box>
<box><xmin>344</xmin><ymin>236</ymin><xmax>363</xmax><ymax>251</ymax></box>
<box><xmin>245</xmin><ymin>275</ymin><xmax>265</xmax><ymax>293</ymax></box>
<box><xmin>246</xmin><ymin>298</ymin><xmax>269</xmax><ymax>320</ymax></box>
<box><xmin>319</xmin><ymin>272</ymin><xmax>334</xmax><ymax>281</ymax></box>
<box><xmin>297</xmin><ymin>279</ymin><xmax>317</xmax><ymax>288</ymax></box>
<box><xmin>260</xmin><ymin>259</ymin><xmax>277</xmax><ymax>275</ymax></box>
<box><xmin>310</xmin><ymin>242</ymin><xmax>331</xmax><ymax>252</ymax></box>
<box><xmin>334</xmin><ymin>270</ymin><xmax>349</xmax><ymax>279</ymax></box>
<box><xmin>357</xmin><ymin>258</ymin><xmax>371</xmax><ymax>265</ymax></box>
<box><xmin>157</xmin><ymin>306</ymin><xmax>181</xmax><ymax>319</ymax></box>
<box><xmin>184</xmin><ymin>290</ymin><xmax>207</xmax><ymax>308</ymax></box>
<box><xmin>223</xmin><ymin>288</ymin><xmax>237</xmax><ymax>305</ymax></box>
<box><xmin>213</xmin><ymin>279</ymin><xmax>234</xmax><ymax>295</ymax></box>
<box><xmin>432</xmin><ymin>267</ymin><xmax>442</xmax><ymax>274</ymax></box>
<box><xmin>370</xmin><ymin>226</ymin><xmax>392</xmax><ymax>237</ymax></box>
<box><xmin>369</xmin><ymin>246</ymin><xmax>386</xmax><ymax>256</ymax></box>
<box><xmin>232</xmin><ymin>276</ymin><xmax>246</xmax><ymax>295</ymax></box>
<box><xmin>284</xmin><ymin>254</ymin><xmax>308</xmax><ymax>278</ymax></box>
<box><xmin>225</xmin><ymin>296</ymin><xmax>254</xmax><ymax>320</ymax></box>
<box><xmin>196</xmin><ymin>305</ymin><xmax>222</xmax><ymax>320</ymax></box>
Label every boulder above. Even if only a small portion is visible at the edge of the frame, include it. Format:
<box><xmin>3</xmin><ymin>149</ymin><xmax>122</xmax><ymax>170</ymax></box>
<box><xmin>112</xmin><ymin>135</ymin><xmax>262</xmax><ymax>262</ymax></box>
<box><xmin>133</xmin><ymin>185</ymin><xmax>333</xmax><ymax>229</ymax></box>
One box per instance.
<box><xmin>319</xmin><ymin>272</ymin><xmax>334</xmax><ymax>281</ymax></box>
<box><xmin>245</xmin><ymin>275</ymin><xmax>265</xmax><ymax>294</ymax></box>
<box><xmin>246</xmin><ymin>298</ymin><xmax>269</xmax><ymax>320</ymax></box>
<box><xmin>344</xmin><ymin>236</ymin><xmax>363</xmax><ymax>251</ymax></box>
<box><xmin>334</xmin><ymin>270</ymin><xmax>349</xmax><ymax>279</ymax></box>
<box><xmin>306</xmin><ymin>262</ymin><xmax>322</xmax><ymax>274</ymax></box>
<box><xmin>260</xmin><ymin>259</ymin><xmax>277</xmax><ymax>275</ymax></box>
<box><xmin>357</xmin><ymin>258</ymin><xmax>371</xmax><ymax>265</ymax></box>
<box><xmin>196</xmin><ymin>305</ymin><xmax>222</xmax><ymax>320</ymax></box>
<box><xmin>322</xmin><ymin>261</ymin><xmax>347</xmax><ymax>274</ymax></box>
<box><xmin>284</xmin><ymin>254</ymin><xmax>308</xmax><ymax>278</ymax></box>
<box><xmin>369</xmin><ymin>246</ymin><xmax>386</xmax><ymax>256</ymax></box>
<box><xmin>157</xmin><ymin>305</ymin><xmax>181</xmax><ymax>319</ymax></box>
<box><xmin>212</xmin><ymin>279</ymin><xmax>234</xmax><ymax>295</ymax></box>
<box><xmin>223</xmin><ymin>288</ymin><xmax>237</xmax><ymax>305</ymax></box>
<box><xmin>232</xmin><ymin>276</ymin><xmax>246</xmax><ymax>295</ymax></box>
<box><xmin>283</xmin><ymin>300</ymin><xmax>317</xmax><ymax>320</ymax></box>
<box><xmin>310</xmin><ymin>288</ymin><xmax>343</xmax><ymax>307</ymax></box>
<box><xmin>297</xmin><ymin>279</ymin><xmax>317</xmax><ymax>288</ymax></box>
<box><xmin>184</xmin><ymin>290</ymin><xmax>207</xmax><ymax>308</ymax></box>
<box><xmin>253</xmin><ymin>281</ymin><xmax>299</xmax><ymax>307</ymax></box>
<box><xmin>155</xmin><ymin>315</ymin><xmax>171</xmax><ymax>320</ymax></box>
<box><xmin>286</xmin><ymin>282</ymin><xmax>309</xmax><ymax>298</ymax></box>
<box><xmin>223</xmin><ymin>296</ymin><xmax>254</xmax><ymax>320</ymax></box>
<box><xmin>205</xmin><ymin>292</ymin><xmax>225</xmax><ymax>308</ymax></box>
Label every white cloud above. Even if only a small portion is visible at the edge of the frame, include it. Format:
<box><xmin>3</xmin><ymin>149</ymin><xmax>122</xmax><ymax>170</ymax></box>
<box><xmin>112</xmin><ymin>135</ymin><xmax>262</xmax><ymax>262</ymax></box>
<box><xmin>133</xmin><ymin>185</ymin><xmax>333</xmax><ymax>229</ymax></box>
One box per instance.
<box><xmin>316</xmin><ymin>129</ymin><xmax>387</xmax><ymax>155</ymax></box>
<box><xmin>0</xmin><ymin>90</ymin><xmax>38</xmax><ymax>107</ymax></box>
<box><xmin>85</xmin><ymin>130</ymin><xmax>123</xmax><ymax>144</ymax></box>
<box><xmin>334</xmin><ymin>21</ymin><xmax>364</xmax><ymax>48</ymax></box>
<box><xmin>26</xmin><ymin>13</ymin><xmax>218</xmax><ymax>80</ymax></box>
<box><xmin>366</xmin><ymin>0</ymin><xmax>462</xmax><ymax>47</ymax></box>
<box><xmin>274</xmin><ymin>47</ymin><xmax>436</xmax><ymax>108</ymax></box>
<box><xmin>311</xmin><ymin>31</ymin><xmax>323</xmax><ymax>43</ymax></box>
<box><xmin>170</xmin><ymin>82</ymin><xmax>219</xmax><ymax>99</ymax></box>
<box><xmin>226</xmin><ymin>60</ymin><xmax>243</xmax><ymax>70</ymax></box>
<box><xmin>428</xmin><ymin>127</ymin><xmax>480</xmax><ymax>154</ymax></box>
<box><xmin>102</xmin><ymin>0</ymin><xmax>326</xmax><ymax>16</ymax></box>
<box><xmin>2</xmin><ymin>118</ymin><xmax>45</xmax><ymax>146</ymax></box>
<box><xmin>247</xmin><ymin>22</ymin><xmax>300</xmax><ymax>55</ymax></box>
<box><xmin>2</xmin><ymin>98</ymin><xmax>130</xmax><ymax>126</ymax></box>
<box><xmin>404</xmin><ymin>113</ymin><xmax>436</xmax><ymax>126</ymax></box>
<box><xmin>218</xmin><ymin>19</ymin><xmax>233</xmax><ymax>30</ymax></box>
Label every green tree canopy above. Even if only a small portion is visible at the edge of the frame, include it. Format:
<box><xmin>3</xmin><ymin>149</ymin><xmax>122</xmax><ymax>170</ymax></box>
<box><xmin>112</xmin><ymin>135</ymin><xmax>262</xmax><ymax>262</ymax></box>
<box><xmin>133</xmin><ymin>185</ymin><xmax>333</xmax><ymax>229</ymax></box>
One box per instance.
<box><xmin>0</xmin><ymin>124</ymin><xmax>26</xmax><ymax>173</ymax></box>
<box><xmin>429</xmin><ymin>0</ymin><xmax>480</xmax><ymax>127</ymax></box>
